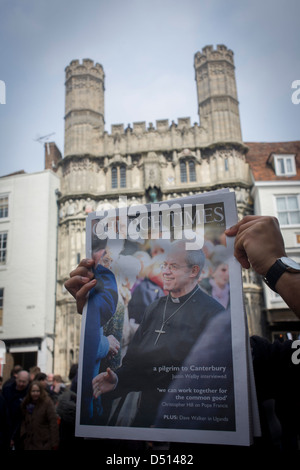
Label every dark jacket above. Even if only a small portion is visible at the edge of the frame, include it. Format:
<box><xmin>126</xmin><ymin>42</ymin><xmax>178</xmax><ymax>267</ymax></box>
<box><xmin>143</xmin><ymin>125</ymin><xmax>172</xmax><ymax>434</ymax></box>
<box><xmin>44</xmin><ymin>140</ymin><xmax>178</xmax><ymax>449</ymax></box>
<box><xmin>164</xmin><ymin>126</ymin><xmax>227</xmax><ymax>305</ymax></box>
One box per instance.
<box><xmin>2</xmin><ymin>381</ymin><xmax>29</xmax><ymax>445</ymax></box>
<box><xmin>250</xmin><ymin>335</ymin><xmax>300</xmax><ymax>450</ymax></box>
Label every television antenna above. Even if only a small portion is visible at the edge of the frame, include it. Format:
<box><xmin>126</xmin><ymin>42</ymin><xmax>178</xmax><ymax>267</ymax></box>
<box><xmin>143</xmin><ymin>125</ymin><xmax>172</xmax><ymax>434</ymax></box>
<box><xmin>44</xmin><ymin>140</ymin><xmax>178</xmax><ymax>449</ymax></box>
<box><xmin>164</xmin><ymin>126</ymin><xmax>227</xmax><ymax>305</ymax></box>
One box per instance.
<box><xmin>34</xmin><ymin>133</ymin><xmax>56</xmax><ymax>154</ymax></box>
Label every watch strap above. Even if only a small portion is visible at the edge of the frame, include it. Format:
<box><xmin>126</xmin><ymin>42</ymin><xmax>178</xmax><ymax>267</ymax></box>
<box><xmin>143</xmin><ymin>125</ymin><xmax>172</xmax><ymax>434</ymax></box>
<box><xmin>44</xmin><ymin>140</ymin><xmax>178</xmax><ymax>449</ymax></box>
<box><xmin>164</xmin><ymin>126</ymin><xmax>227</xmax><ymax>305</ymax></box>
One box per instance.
<box><xmin>263</xmin><ymin>259</ymin><xmax>287</xmax><ymax>292</ymax></box>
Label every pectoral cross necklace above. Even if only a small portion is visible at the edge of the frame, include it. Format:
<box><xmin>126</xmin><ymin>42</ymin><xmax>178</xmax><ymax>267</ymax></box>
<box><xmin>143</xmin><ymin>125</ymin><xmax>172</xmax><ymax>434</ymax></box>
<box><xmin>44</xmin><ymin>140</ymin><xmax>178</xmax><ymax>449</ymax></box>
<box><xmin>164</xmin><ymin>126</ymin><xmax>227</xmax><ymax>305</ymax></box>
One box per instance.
<box><xmin>154</xmin><ymin>286</ymin><xmax>199</xmax><ymax>345</ymax></box>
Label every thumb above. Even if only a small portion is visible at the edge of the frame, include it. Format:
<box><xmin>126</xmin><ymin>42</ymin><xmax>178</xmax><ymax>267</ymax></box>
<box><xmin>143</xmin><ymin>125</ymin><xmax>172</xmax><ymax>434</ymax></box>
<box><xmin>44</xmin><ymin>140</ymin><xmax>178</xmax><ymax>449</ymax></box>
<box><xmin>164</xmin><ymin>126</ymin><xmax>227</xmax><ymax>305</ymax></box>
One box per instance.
<box><xmin>225</xmin><ymin>224</ymin><xmax>238</xmax><ymax>236</ymax></box>
<box><xmin>105</xmin><ymin>368</ymin><xmax>116</xmax><ymax>382</ymax></box>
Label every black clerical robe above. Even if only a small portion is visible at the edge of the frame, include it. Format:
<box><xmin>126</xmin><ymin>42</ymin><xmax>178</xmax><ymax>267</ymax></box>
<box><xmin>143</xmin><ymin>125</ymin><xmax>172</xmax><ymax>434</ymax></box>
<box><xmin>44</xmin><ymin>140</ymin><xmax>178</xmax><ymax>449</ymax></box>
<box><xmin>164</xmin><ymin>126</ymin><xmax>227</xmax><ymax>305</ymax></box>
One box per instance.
<box><xmin>112</xmin><ymin>285</ymin><xmax>224</xmax><ymax>427</ymax></box>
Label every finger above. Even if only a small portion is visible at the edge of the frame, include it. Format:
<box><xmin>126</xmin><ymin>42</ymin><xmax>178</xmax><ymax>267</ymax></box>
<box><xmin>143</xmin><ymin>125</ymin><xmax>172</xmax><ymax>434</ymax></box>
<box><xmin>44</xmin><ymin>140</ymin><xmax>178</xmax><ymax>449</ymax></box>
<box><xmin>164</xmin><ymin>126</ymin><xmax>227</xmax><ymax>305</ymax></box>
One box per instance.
<box><xmin>233</xmin><ymin>225</ymin><xmax>255</xmax><ymax>267</ymax></box>
<box><xmin>69</xmin><ymin>268</ymin><xmax>94</xmax><ymax>280</ymax></box>
<box><xmin>92</xmin><ymin>374</ymin><xmax>101</xmax><ymax>386</ymax></box>
<box><xmin>107</xmin><ymin>336</ymin><xmax>120</xmax><ymax>349</ymax></box>
<box><xmin>105</xmin><ymin>367</ymin><xmax>114</xmax><ymax>381</ymax></box>
<box><xmin>225</xmin><ymin>216</ymin><xmax>262</xmax><ymax>236</ymax></box>
<box><xmin>64</xmin><ymin>275</ymin><xmax>93</xmax><ymax>297</ymax></box>
<box><xmin>65</xmin><ymin>274</ymin><xmax>91</xmax><ymax>287</ymax></box>
<box><xmin>69</xmin><ymin>262</ymin><xmax>95</xmax><ymax>279</ymax></box>
<box><xmin>78</xmin><ymin>258</ymin><xmax>95</xmax><ymax>268</ymax></box>
<box><xmin>111</xmin><ymin>338</ymin><xmax>120</xmax><ymax>348</ymax></box>
<box><xmin>226</xmin><ymin>219</ymin><xmax>263</xmax><ymax>268</ymax></box>
<box><xmin>233</xmin><ymin>217</ymin><xmax>278</xmax><ymax>249</ymax></box>
<box><xmin>75</xmin><ymin>278</ymin><xmax>97</xmax><ymax>297</ymax></box>
<box><xmin>76</xmin><ymin>279</ymin><xmax>97</xmax><ymax>313</ymax></box>
<box><xmin>110</xmin><ymin>345</ymin><xmax>120</xmax><ymax>355</ymax></box>
<box><xmin>233</xmin><ymin>241</ymin><xmax>251</xmax><ymax>269</ymax></box>
<box><xmin>226</xmin><ymin>215</ymin><xmax>280</xmax><ymax>237</ymax></box>
<box><xmin>93</xmin><ymin>386</ymin><xmax>101</xmax><ymax>398</ymax></box>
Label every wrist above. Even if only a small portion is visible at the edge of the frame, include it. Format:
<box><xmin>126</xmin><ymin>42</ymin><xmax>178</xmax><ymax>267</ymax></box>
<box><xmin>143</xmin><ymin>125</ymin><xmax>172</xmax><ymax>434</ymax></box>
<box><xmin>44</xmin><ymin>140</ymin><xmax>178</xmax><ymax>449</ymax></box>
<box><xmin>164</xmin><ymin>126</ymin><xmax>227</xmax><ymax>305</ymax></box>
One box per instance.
<box><xmin>263</xmin><ymin>257</ymin><xmax>300</xmax><ymax>293</ymax></box>
<box><xmin>260</xmin><ymin>257</ymin><xmax>279</xmax><ymax>277</ymax></box>
<box><xmin>276</xmin><ymin>271</ymin><xmax>300</xmax><ymax>318</ymax></box>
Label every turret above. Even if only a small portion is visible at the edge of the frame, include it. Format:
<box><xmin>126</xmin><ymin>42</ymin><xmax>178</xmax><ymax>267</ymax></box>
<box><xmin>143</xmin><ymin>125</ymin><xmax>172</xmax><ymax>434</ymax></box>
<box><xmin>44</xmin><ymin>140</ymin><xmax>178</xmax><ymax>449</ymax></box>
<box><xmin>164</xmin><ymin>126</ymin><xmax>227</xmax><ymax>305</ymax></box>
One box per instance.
<box><xmin>64</xmin><ymin>59</ymin><xmax>105</xmax><ymax>156</ymax></box>
<box><xmin>194</xmin><ymin>44</ymin><xmax>242</xmax><ymax>144</ymax></box>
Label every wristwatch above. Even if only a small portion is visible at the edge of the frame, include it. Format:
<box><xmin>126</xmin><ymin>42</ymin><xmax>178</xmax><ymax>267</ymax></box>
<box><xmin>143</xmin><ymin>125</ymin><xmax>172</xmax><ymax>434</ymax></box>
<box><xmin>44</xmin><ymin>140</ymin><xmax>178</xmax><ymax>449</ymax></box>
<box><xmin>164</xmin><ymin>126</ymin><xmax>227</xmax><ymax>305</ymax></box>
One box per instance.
<box><xmin>263</xmin><ymin>256</ymin><xmax>300</xmax><ymax>292</ymax></box>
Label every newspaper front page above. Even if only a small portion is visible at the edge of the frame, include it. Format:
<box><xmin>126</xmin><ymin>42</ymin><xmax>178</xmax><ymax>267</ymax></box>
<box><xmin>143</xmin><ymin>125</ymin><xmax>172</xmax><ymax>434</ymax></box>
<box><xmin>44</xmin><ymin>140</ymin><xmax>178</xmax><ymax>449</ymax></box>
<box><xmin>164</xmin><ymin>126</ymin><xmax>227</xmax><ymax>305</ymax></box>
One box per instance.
<box><xmin>75</xmin><ymin>189</ymin><xmax>259</xmax><ymax>446</ymax></box>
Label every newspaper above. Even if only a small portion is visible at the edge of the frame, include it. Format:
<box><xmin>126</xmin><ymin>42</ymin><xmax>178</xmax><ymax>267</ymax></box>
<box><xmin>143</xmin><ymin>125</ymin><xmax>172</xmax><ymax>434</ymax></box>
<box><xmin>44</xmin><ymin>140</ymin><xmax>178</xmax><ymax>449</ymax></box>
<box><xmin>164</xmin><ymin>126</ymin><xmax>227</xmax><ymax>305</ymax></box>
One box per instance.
<box><xmin>75</xmin><ymin>189</ymin><xmax>260</xmax><ymax>446</ymax></box>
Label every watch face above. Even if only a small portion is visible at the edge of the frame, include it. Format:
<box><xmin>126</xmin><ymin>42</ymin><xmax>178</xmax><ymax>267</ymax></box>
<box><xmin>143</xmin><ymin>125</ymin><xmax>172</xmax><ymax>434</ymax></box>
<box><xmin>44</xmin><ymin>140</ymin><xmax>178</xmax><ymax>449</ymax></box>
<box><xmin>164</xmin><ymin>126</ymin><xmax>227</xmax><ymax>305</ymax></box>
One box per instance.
<box><xmin>281</xmin><ymin>257</ymin><xmax>300</xmax><ymax>271</ymax></box>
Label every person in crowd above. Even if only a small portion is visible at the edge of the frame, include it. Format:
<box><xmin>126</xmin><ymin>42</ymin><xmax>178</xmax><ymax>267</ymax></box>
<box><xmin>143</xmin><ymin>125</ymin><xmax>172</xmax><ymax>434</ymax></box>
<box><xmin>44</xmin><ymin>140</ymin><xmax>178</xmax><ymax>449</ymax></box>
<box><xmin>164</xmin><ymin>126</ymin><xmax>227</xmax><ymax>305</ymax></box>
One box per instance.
<box><xmin>1</xmin><ymin>364</ymin><xmax>22</xmax><ymax>391</ymax></box>
<box><xmin>226</xmin><ymin>215</ymin><xmax>300</xmax><ymax>450</ymax></box>
<box><xmin>200</xmin><ymin>244</ymin><xmax>230</xmax><ymax>308</ymax></box>
<box><xmin>127</xmin><ymin>251</ymin><xmax>164</xmax><ymax>325</ymax></box>
<box><xmin>106</xmin><ymin>254</ymin><xmax>141</xmax><ymax>361</ymax></box>
<box><xmin>49</xmin><ymin>375</ymin><xmax>66</xmax><ymax>404</ymax></box>
<box><xmin>56</xmin><ymin>364</ymin><xmax>85</xmax><ymax>450</ymax></box>
<box><xmin>35</xmin><ymin>372</ymin><xmax>52</xmax><ymax>397</ymax></box>
<box><xmin>2</xmin><ymin>370</ymin><xmax>30</xmax><ymax>449</ymax></box>
<box><xmin>47</xmin><ymin>373</ymin><xmax>54</xmax><ymax>387</ymax></box>
<box><xmin>29</xmin><ymin>366</ymin><xmax>40</xmax><ymax>382</ymax></box>
<box><xmin>68</xmin><ymin>364</ymin><xmax>78</xmax><ymax>386</ymax></box>
<box><xmin>34</xmin><ymin>372</ymin><xmax>47</xmax><ymax>386</ymax></box>
<box><xmin>0</xmin><ymin>393</ymin><xmax>10</xmax><ymax>451</ymax></box>
<box><xmin>19</xmin><ymin>380</ymin><xmax>59</xmax><ymax>450</ymax></box>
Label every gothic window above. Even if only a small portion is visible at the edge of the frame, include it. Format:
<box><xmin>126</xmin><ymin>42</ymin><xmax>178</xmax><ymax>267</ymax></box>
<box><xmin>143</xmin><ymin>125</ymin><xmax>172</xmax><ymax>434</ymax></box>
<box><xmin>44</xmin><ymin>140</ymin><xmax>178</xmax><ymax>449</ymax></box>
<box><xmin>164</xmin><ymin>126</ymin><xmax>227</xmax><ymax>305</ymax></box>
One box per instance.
<box><xmin>188</xmin><ymin>160</ymin><xmax>196</xmax><ymax>182</ymax></box>
<box><xmin>180</xmin><ymin>159</ymin><xmax>196</xmax><ymax>183</ymax></box>
<box><xmin>111</xmin><ymin>165</ymin><xmax>126</xmax><ymax>189</ymax></box>
<box><xmin>120</xmin><ymin>165</ymin><xmax>126</xmax><ymax>188</ymax></box>
<box><xmin>180</xmin><ymin>161</ymin><xmax>187</xmax><ymax>182</ymax></box>
<box><xmin>224</xmin><ymin>158</ymin><xmax>229</xmax><ymax>171</ymax></box>
<box><xmin>111</xmin><ymin>166</ymin><xmax>118</xmax><ymax>188</ymax></box>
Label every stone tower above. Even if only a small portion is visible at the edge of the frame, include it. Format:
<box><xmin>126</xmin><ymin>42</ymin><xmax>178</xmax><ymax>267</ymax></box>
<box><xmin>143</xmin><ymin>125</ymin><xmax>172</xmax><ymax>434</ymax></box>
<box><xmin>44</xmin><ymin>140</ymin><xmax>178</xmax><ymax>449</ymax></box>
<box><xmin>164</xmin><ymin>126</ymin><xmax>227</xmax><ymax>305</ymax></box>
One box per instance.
<box><xmin>64</xmin><ymin>59</ymin><xmax>105</xmax><ymax>156</ymax></box>
<box><xmin>194</xmin><ymin>44</ymin><xmax>242</xmax><ymax>144</ymax></box>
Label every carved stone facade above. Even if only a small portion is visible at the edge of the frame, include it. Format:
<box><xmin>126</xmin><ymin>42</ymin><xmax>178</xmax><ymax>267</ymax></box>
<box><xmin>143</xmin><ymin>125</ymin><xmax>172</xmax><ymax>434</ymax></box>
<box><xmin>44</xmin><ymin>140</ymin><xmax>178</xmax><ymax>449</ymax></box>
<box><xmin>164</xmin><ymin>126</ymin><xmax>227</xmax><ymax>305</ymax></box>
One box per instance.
<box><xmin>52</xmin><ymin>45</ymin><xmax>264</xmax><ymax>378</ymax></box>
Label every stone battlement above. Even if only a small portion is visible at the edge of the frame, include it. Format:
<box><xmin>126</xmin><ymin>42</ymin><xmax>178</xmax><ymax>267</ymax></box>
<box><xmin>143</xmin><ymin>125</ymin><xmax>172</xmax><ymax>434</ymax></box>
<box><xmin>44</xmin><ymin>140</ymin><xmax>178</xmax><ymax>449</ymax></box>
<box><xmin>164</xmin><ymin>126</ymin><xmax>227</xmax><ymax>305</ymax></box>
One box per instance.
<box><xmin>65</xmin><ymin>58</ymin><xmax>104</xmax><ymax>81</ymax></box>
<box><xmin>94</xmin><ymin>116</ymin><xmax>209</xmax><ymax>159</ymax></box>
<box><xmin>110</xmin><ymin>117</ymin><xmax>196</xmax><ymax>135</ymax></box>
<box><xmin>194</xmin><ymin>44</ymin><xmax>234</xmax><ymax>67</ymax></box>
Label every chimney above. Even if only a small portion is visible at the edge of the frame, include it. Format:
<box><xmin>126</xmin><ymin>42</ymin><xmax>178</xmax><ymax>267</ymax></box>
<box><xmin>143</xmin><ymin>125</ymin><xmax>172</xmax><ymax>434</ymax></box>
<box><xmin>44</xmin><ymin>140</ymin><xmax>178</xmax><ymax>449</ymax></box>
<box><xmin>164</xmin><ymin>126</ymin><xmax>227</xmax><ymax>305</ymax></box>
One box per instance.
<box><xmin>44</xmin><ymin>142</ymin><xmax>62</xmax><ymax>171</ymax></box>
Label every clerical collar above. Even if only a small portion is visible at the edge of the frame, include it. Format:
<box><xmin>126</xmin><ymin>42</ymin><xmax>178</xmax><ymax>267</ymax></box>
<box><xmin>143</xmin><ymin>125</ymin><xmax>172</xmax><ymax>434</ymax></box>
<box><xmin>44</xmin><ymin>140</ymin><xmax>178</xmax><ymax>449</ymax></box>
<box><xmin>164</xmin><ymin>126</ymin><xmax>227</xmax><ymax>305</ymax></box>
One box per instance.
<box><xmin>170</xmin><ymin>285</ymin><xmax>199</xmax><ymax>304</ymax></box>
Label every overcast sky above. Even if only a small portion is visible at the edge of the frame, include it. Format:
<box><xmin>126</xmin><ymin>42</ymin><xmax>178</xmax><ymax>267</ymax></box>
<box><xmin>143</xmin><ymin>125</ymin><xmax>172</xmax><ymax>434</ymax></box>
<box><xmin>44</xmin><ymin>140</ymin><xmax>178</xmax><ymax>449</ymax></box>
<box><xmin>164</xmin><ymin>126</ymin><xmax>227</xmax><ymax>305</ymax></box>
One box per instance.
<box><xmin>0</xmin><ymin>0</ymin><xmax>299</xmax><ymax>176</ymax></box>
